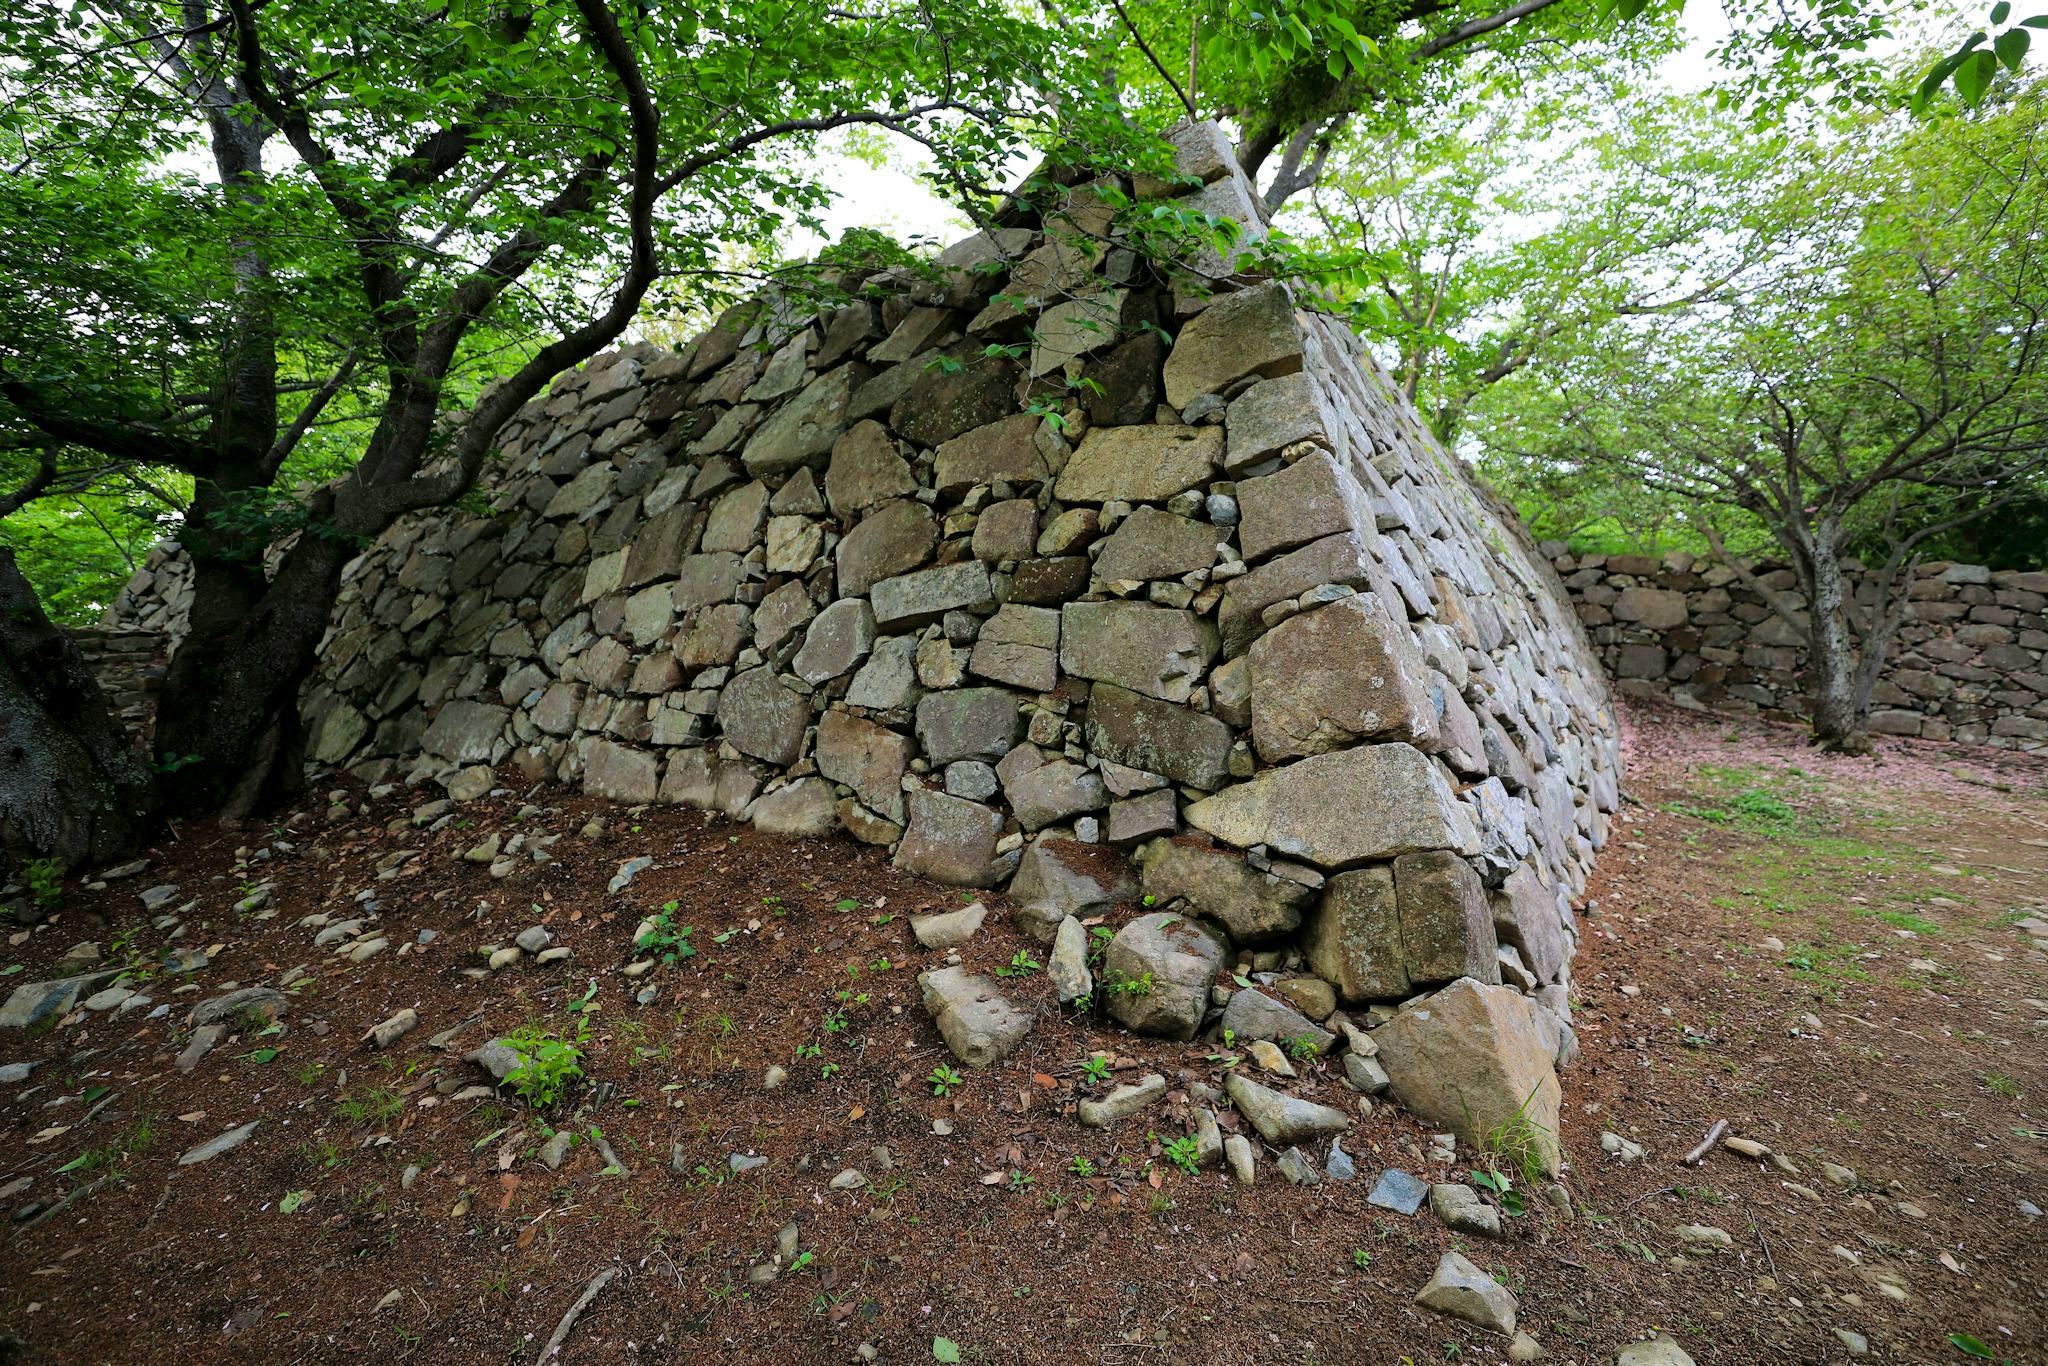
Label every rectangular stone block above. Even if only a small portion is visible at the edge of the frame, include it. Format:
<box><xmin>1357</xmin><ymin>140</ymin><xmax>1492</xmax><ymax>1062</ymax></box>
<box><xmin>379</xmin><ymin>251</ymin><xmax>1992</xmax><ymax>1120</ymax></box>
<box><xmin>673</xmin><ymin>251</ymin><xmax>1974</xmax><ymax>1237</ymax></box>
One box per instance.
<box><xmin>1083</xmin><ymin>682</ymin><xmax>1234</xmax><ymax>790</ymax></box>
<box><xmin>1234</xmin><ymin>450</ymin><xmax>1372</xmax><ymax>564</ymax></box>
<box><xmin>871</xmin><ymin>561</ymin><xmax>996</xmax><ymax>631</ymax></box>
<box><xmin>1060</xmin><ymin>601</ymin><xmax>1218</xmax><ymax>704</ymax></box>
<box><xmin>1217</xmin><ymin>531</ymin><xmax>1380</xmax><ymax>656</ymax></box>
<box><xmin>967</xmin><ymin>604</ymin><xmax>1061</xmax><ymax>692</ymax></box>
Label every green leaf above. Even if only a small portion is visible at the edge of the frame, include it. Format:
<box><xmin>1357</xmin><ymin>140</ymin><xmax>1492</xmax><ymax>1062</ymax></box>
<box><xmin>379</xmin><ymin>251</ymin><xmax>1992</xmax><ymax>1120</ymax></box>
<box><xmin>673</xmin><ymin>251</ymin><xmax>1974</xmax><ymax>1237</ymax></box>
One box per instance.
<box><xmin>55</xmin><ymin>1153</ymin><xmax>92</xmax><ymax>1173</ymax></box>
<box><xmin>2024</xmin><ymin>15</ymin><xmax>2048</xmax><ymax>28</ymax></box>
<box><xmin>932</xmin><ymin>1339</ymin><xmax>962</xmax><ymax>1364</ymax></box>
<box><xmin>243</xmin><ymin>1047</ymin><xmax>279</xmax><ymax>1064</ymax></box>
<box><xmin>1948</xmin><ymin>1333</ymin><xmax>1995</xmax><ymax>1359</ymax></box>
<box><xmin>1994</xmin><ymin>27</ymin><xmax>2029</xmax><ymax>72</ymax></box>
<box><xmin>1989</xmin><ymin>1</ymin><xmax>2010</xmax><ymax>23</ymax></box>
<box><xmin>279</xmin><ymin>1189</ymin><xmax>312</xmax><ymax>1213</ymax></box>
<box><xmin>1955</xmin><ymin>49</ymin><xmax>1999</xmax><ymax>105</ymax></box>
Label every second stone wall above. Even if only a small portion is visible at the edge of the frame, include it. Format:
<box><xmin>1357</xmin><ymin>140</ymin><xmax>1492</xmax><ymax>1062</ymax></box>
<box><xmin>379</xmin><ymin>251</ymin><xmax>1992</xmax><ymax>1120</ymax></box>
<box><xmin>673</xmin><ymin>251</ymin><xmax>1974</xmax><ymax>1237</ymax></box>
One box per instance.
<box><xmin>1553</xmin><ymin>547</ymin><xmax>2048</xmax><ymax>750</ymax></box>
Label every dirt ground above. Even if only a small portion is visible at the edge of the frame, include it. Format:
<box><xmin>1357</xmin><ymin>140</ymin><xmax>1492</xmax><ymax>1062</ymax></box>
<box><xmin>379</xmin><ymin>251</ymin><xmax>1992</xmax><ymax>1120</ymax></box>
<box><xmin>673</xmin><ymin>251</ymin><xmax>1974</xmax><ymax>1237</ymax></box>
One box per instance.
<box><xmin>1</xmin><ymin>699</ymin><xmax>2044</xmax><ymax>1366</ymax></box>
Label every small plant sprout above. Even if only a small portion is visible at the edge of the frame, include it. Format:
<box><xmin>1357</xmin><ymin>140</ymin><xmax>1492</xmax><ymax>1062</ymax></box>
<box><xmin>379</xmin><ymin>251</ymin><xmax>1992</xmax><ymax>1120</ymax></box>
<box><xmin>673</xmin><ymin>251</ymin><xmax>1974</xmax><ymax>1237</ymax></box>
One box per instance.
<box><xmin>994</xmin><ymin>948</ymin><xmax>1041</xmax><ymax>979</ymax></box>
<box><xmin>1162</xmin><ymin>1134</ymin><xmax>1202</xmax><ymax>1176</ymax></box>
<box><xmin>1284</xmin><ymin>1033</ymin><xmax>1321</xmax><ymax>1061</ymax></box>
<box><xmin>1351</xmin><ymin>1248</ymin><xmax>1372</xmax><ymax>1269</ymax></box>
<box><xmin>1079</xmin><ymin>1055</ymin><xmax>1112</xmax><ymax>1086</ymax></box>
<box><xmin>928</xmin><ymin>1064</ymin><xmax>964</xmax><ymax>1097</ymax></box>
<box><xmin>503</xmin><ymin>1014</ymin><xmax>590</xmax><ymax>1108</ymax></box>
<box><xmin>636</xmin><ymin>904</ymin><xmax>697</xmax><ymax>963</ymax></box>
<box><xmin>1068</xmin><ymin>1155</ymin><xmax>1096</xmax><ymax>1177</ymax></box>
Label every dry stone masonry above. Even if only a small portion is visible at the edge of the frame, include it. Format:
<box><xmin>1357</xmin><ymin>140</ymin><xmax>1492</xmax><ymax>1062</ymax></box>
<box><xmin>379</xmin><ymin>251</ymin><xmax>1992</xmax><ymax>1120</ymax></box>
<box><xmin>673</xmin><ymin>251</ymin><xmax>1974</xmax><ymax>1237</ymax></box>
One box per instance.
<box><xmin>1556</xmin><ymin>548</ymin><xmax>2048</xmax><ymax>750</ymax></box>
<box><xmin>105</xmin><ymin>124</ymin><xmax>1621</xmax><ymax>1141</ymax></box>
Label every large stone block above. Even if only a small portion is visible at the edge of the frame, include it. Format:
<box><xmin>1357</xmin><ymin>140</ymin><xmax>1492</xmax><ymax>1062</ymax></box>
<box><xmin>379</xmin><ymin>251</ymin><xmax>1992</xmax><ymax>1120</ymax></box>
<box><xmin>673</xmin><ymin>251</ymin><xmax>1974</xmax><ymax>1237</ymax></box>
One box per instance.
<box><xmin>1491</xmin><ymin>862</ymin><xmax>1570</xmax><ymax>985</ymax></box>
<box><xmin>835</xmin><ymin>498</ymin><xmax>938</xmax><ymax>597</ymax></box>
<box><xmin>671</xmin><ymin>552</ymin><xmax>745</xmax><ymax>608</ymax></box>
<box><xmin>1613</xmin><ymin>586</ymin><xmax>1688</xmax><ymax>629</ymax></box>
<box><xmin>824</xmin><ymin>419</ymin><xmax>917</xmax><ymax>517</ymax></box>
<box><xmin>791</xmin><ymin>599</ymin><xmax>876</xmax><ymax>683</ymax></box>
<box><xmin>1248</xmin><ymin>596</ymin><xmax>1438</xmax><ymax>761</ymax></box>
<box><xmin>1083</xmin><ymin>683</ymin><xmax>1234</xmax><ymax>790</ymax></box>
<box><xmin>895</xmin><ymin>788</ymin><xmax>1005</xmax><ymax>886</ymax></box>
<box><xmin>914</xmin><ymin>686</ymin><xmax>1022</xmax><ymax>764</ymax></box>
<box><xmin>1134</xmin><ymin>837</ymin><xmax>1309</xmax><ymax>943</ymax></box>
<box><xmin>742</xmin><ymin>362</ymin><xmax>864</xmax><ymax>476</ymax></box>
<box><xmin>1184</xmin><ymin>743</ymin><xmax>1476</xmax><ymax>869</ymax></box>
<box><xmin>1005</xmin><ymin>759</ymin><xmax>1108</xmax><ymax>832</ymax></box>
<box><xmin>872</xmin><ymin>561</ymin><xmax>997</xmax><ymax>631</ymax></box>
<box><xmin>1102</xmin><ymin>911</ymin><xmax>1228</xmax><ymax>1039</ymax></box>
<box><xmin>967</xmin><ymin>603</ymin><xmax>1061</xmax><ymax>692</ymax></box>
<box><xmin>919</xmin><ymin>965</ymin><xmax>1032</xmax><ymax>1067</ymax></box>
<box><xmin>1060</xmin><ymin>602</ymin><xmax>1218</xmax><ymax>703</ymax></box>
<box><xmin>1393</xmin><ymin>850</ymin><xmax>1500</xmax><ymax>987</ymax></box>
<box><xmin>1217</xmin><ymin>531</ymin><xmax>1379</xmax><ymax>655</ymax></box>
<box><xmin>1091</xmin><ymin>507</ymin><xmax>1222</xmax><ymax>584</ymax></box>
<box><xmin>420</xmin><ymin>699</ymin><xmax>507</xmax><ymax>764</ymax></box>
<box><xmin>1224</xmin><ymin>371</ymin><xmax>1338</xmax><ymax>473</ymax></box>
<box><xmin>889</xmin><ymin>346</ymin><xmax>1019</xmax><ymax>447</ymax></box>
<box><xmin>1052</xmin><ymin>425</ymin><xmax>1223</xmax><ymax>504</ymax></box>
<box><xmin>933</xmin><ymin>414</ymin><xmax>1049</xmax><ymax>495</ymax></box>
<box><xmin>700</xmin><ymin>479</ymin><xmax>769</xmax><ymax>553</ymax></box>
<box><xmin>1009</xmin><ymin>837</ymin><xmax>1137</xmax><ymax>940</ymax></box>
<box><xmin>715</xmin><ymin>666</ymin><xmax>810</xmax><ymax>767</ymax></box>
<box><xmin>1304</xmin><ymin>865</ymin><xmax>1408</xmax><ymax>1002</ymax></box>
<box><xmin>1372</xmin><ymin>978</ymin><xmax>1563</xmax><ymax>1175</ymax></box>
<box><xmin>1161</xmin><ymin>282</ymin><xmax>1304</xmax><ymax>409</ymax></box>
<box><xmin>1234</xmin><ymin>450</ymin><xmax>1372</xmax><ymax>564</ymax></box>
<box><xmin>582</xmin><ymin>740</ymin><xmax>660</xmax><ymax>804</ymax></box>
<box><xmin>815</xmin><ymin>710</ymin><xmax>913</xmax><ymax>819</ymax></box>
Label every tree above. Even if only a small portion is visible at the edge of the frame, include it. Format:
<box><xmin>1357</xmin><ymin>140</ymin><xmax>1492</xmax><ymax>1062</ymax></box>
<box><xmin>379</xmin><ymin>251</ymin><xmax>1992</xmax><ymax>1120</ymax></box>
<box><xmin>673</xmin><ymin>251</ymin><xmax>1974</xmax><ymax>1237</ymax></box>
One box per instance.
<box><xmin>0</xmin><ymin>0</ymin><xmax>1118</xmax><ymax>862</ymax></box>
<box><xmin>1472</xmin><ymin>80</ymin><xmax>2048</xmax><ymax>752</ymax></box>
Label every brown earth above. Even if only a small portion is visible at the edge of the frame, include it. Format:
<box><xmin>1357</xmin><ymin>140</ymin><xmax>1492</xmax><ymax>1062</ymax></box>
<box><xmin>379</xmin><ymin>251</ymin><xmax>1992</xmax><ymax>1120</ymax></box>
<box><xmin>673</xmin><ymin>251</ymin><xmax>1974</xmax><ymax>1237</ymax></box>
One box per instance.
<box><xmin>1</xmin><ymin>700</ymin><xmax>2044</xmax><ymax>1366</ymax></box>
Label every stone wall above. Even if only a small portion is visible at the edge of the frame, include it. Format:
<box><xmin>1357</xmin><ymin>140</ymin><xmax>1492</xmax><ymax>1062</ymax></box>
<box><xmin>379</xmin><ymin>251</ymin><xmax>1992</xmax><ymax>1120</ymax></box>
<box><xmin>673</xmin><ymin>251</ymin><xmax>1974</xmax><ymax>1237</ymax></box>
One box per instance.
<box><xmin>67</xmin><ymin>625</ymin><xmax>168</xmax><ymax>745</ymax></box>
<box><xmin>1553</xmin><ymin>547</ymin><xmax>2048</xmax><ymax>751</ymax></box>
<box><xmin>104</xmin><ymin>123</ymin><xmax>1620</xmax><ymax>1056</ymax></box>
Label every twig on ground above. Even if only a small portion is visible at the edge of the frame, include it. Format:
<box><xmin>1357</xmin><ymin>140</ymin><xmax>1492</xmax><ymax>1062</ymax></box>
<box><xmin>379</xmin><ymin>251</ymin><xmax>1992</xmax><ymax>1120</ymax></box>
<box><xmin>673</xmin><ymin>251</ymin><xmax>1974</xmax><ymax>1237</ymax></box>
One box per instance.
<box><xmin>535</xmin><ymin>1266</ymin><xmax>618</xmax><ymax>1363</ymax></box>
<box><xmin>1683</xmin><ymin>1119</ymin><xmax>1728</xmax><ymax>1164</ymax></box>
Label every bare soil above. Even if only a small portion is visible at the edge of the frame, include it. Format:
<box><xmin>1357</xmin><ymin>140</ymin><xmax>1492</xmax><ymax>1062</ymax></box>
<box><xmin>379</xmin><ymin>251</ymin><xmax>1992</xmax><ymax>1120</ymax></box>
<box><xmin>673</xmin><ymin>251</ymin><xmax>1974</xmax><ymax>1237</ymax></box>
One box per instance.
<box><xmin>2</xmin><ymin>700</ymin><xmax>2044</xmax><ymax>1366</ymax></box>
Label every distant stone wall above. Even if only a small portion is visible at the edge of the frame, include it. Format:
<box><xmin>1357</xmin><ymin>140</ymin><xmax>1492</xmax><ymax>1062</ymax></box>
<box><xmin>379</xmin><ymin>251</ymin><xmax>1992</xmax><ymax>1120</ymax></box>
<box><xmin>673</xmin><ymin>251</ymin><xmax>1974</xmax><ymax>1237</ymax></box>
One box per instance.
<box><xmin>68</xmin><ymin>625</ymin><xmax>168</xmax><ymax>746</ymax></box>
<box><xmin>106</xmin><ymin>124</ymin><xmax>1621</xmax><ymax>1059</ymax></box>
<box><xmin>1552</xmin><ymin>547</ymin><xmax>2048</xmax><ymax>750</ymax></box>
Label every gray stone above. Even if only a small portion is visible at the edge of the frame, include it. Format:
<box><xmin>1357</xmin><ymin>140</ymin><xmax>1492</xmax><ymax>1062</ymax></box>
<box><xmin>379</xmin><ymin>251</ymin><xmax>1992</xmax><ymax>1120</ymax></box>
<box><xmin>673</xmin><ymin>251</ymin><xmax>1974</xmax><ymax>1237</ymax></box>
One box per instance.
<box><xmin>1052</xmin><ymin>425</ymin><xmax>1223</xmax><ymax>504</ymax></box>
<box><xmin>944</xmin><ymin>760</ymin><xmax>1000</xmax><ymax>800</ymax></box>
<box><xmin>0</xmin><ymin>971</ymin><xmax>117</xmax><ymax>1029</ymax></box>
<box><xmin>792</xmin><ymin>599</ymin><xmax>876</xmax><ymax>683</ymax></box>
<box><xmin>1060</xmin><ymin>602</ymin><xmax>1217</xmax><ymax>704</ymax></box>
<box><xmin>836</xmin><ymin>498</ymin><xmax>938</xmax><ymax>597</ymax></box>
<box><xmin>1304</xmin><ymin>865</ymin><xmax>1409</xmax><ymax>1003</ymax></box>
<box><xmin>932</xmin><ymin>414</ymin><xmax>1049</xmax><ymax>495</ymax></box>
<box><xmin>1103</xmin><ymin>910</ymin><xmax>1228</xmax><ymax>1039</ymax></box>
<box><xmin>889</xmin><ymin>347</ymin><xmax>1018</xmax><ymax>447</ymax></box>
<box><xmin>1049</xmin><ymin>915</ymin><xmax>1093</xmax><ymax>1002</ymax></box>
<box><xmin>1078</xmin><ymin>1072</ymin><xmax>1167</xmax><ymax>1127</ymax></box>
<box><xmin>1184</xmin><ymin>743</ymin><xmax>1475</xmax><ymax>869</ymax></box>
<box><xmin>584</xmin><ymin>740</ymin><xmax>660</xmax><ymax>803</ymax></box>
<box><xmin>1009</xmin><ymin>837</ymin><xmax>1137</xmax><ymax>940</ymax></box>
<box><xmin>1134</xmin><ymin>838</ymin><xmax>1309</xmax><ymax>943</ymax></box>
<box><xmin>1224</xmin><ymin>1133</ymin><xmax>1256</xmax><ymax>1185</ymax></box>
<box><xmin>1217</xmin><ymin>531</ymin><xmax>1378</xmax><ymax>656</ymax></box>
<box><xmin>1225</xmin><ymin>372</ymin><xmax>1338</xmax><ymax>473</ymax></box>
<box><xmin>918</xmin><ymin>965</ymin><xmax>1032</xmax><ymax>1066</ymax></box>
<box><xmin>909</xmin><ymin>688</ymin><xmax>1023</xmax><ymax>766</ymax></box>
<box><xmin>420</xmin><ymin>699</ymin><xmax>507</xmax><ymax>764</ymax></box>
<box><xmin>179</xmin><ymin>1120</ymin><xmax>261</xmax><ymax>1167</ymax></box>
<box><xmin>716</xmin><ymin>667</ymin><xmax>810</xmax><ymax>767</ymax></box>
<box><xmin>1393</xmin><ymin>850</ymin><xmax>1499</xmax><ymax>987</ymax></box>
<box><xmin>1415</xmin><ymin>1251</ymin><xmax>1517</xmax><ymax>1336</ymax></box>
<box><xmin>1162</xmin><ymin>282</ymin><xmax>1304</xmax><ymax>410</ymax></box>
<box><xmin>176</xmin><ymin>1024</ymin><xmax>225</xmax><ymax>1073</ymax></box>
<box><xmin>971</xmin><ymin>499</ymin><xmax>1039</xmax><ymax>563</ymax></box>
<box><xmin>911</xmin><ymin>902</ymin><xmax>987</xmax><ymax>949</ymax></box>
<box><xmin>1106</xmin><ymin>789</ymin><xmax>1179</xmax><ymax>846</ymax></box>
<box><xmin>190</xmin><ymin>986</ymin><xmax>286</xmax><ymax>1028</ymax></box>
<box><xmin>1223</xmin><ymin>1072</ymin><xmax>1349</xmax><ymax>1146</ymax></box>
<box><xmin>1491</xmin><ymin>863</ymin><xmax>1570</xmax><ymax>985</ymax></box>
<box><xmin>746</xmin><ymin>779</ymin><xmax>840</xmax><ymax>837</ymax></box>
<box><xmin>1084</xmin><ymin>684</ymin><xmax>1234</xmax><ymax>791</ymax></box>
<box><xmin>1234</xmin><ymin>450</ymin><xmax>1372</xmax><ymax>564</ymax></box>
<box><xmin>825</xmin><ymin>420</ymin><xmax>917</xmax><ymax>516</ymax></box>
<box><xmin>967</xmin><ymin>604</ymin><xmax>1061</xmax><ymax>692</ymax></box>
<box><xmin>816</xmin><ymin>711</ymin><xmax>913</xmax><ymax>819</ymax></box>
<box><xmin>845</xmin><ymin>635</ymin><xmax>921</xmax><ymax>710</ymax></box>
<box><xmin>1612</xmin><ymin>586</ymin><xmax>1687</xmax><ymax>629</ymax></box>
<box><xmin>1612</xmin><ymin>1338</ymin><xmax>1697</xmax><ymax>1366</ymax></box>
<box><xmin>872</xmin><ymin>562</ymin><xmax>996</xmax><ymax>631</ymax></box>
<box><xmin>1372</xmin><ymin>979</ymin><xmax>1563</xmax><ymax>1175</ymax></box>
<box><xmin>742</xmin><ymin>362</ymin><xmax>863</xmax><ymax>476</ymax></box>
<box><xmin>1092</xmin><ymin>508</ymin><xmax>1222</xmax><ymax>583</ymax></box>
<box><xmin>895</xmin><ymin>789</ymin><xmax>1005</xmax><ymax>887</ymax></box>
<box><xmin>1219</xmin><ymin>987</ymin><xmax>1335</xmax><ymax>1054</ymax></box>
<box><xmin>701</xmin><ymin>479</ymin><xmax>770</xmax><ymax>553</ymax></box>
<box><xmin>1430</xmin><ymin>1182</ymin><xmax>1502</xmax><ymax>1236</ymax></box>
<box><xmin>1248</xmin><ymin>596</ymin><xmax>1437</xmax><ymax>760</ymax></box>
<box><xmin>1005</xmin><ymin>759</ymin><xmax>1108</xmax><ymax>832</ymax></box>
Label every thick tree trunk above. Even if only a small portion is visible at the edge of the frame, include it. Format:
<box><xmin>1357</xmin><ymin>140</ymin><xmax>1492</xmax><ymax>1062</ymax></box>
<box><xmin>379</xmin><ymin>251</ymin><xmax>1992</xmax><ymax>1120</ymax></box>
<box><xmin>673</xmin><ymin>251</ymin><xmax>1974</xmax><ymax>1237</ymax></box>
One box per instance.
<box><xmin>1803</xmin><ymin>538</ymin><xmax>1873</xmax><ymax>755</ymax></box>
<box><xmin>152</xmin><ymin>527</ymin><xmax>352</xmax><ymax>816</ymax></box>
<box><xmin>0</xmin><ymin>548</ymin><xmax>159</xmax><ymax>869</ymax></box>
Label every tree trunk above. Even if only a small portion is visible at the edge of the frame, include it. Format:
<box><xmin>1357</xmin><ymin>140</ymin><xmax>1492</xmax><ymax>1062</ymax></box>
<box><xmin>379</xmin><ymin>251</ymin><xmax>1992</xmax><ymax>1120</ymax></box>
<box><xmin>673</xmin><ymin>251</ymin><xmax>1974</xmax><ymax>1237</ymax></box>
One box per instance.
<box><xmin>151</xmin><ymin>526</ymin><xmax>352</xmax><ymax>816</ymax></box>
<box><xmin>0</xmin><ymin>548</ymin><xmax>159</xmax><ymax>870</ymax></box>
<box><xmin>1803</xmin><ymin>537</ymin><xmax>1872</xmax><ymax>755</ymax></box>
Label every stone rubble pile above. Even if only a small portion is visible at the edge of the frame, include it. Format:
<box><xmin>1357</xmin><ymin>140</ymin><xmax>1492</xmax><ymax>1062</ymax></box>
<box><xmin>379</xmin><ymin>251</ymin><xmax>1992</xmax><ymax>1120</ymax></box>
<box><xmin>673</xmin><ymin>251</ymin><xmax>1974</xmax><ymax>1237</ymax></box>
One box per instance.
<box><xmin>1557</xmin><ymin>548</ymin><xmax>2048</xmax><ymax>750</ymax></box>
<box><xmin>105</xmin><ymin>122</ymin><xmax>1620</xmax><ymax>1083</ymax></box>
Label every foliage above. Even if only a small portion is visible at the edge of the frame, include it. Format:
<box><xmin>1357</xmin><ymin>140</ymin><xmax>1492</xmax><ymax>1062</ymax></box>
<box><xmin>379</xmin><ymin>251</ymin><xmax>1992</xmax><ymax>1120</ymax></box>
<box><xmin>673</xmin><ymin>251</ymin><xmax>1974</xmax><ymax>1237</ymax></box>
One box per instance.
<box><xmin>927</xmin><ymin>1064</ymin><xmax>963</xmax><ymax>1097</ymax></box>
<box><xmin>503</xmin><ymin>1015</ymin><xmax>590</xmax><ymax>1109</ymax></box>
<box><xmin>636</xmin><ymin>904</ymin><xmax>697</xmax><ymax>965</ymax></box>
